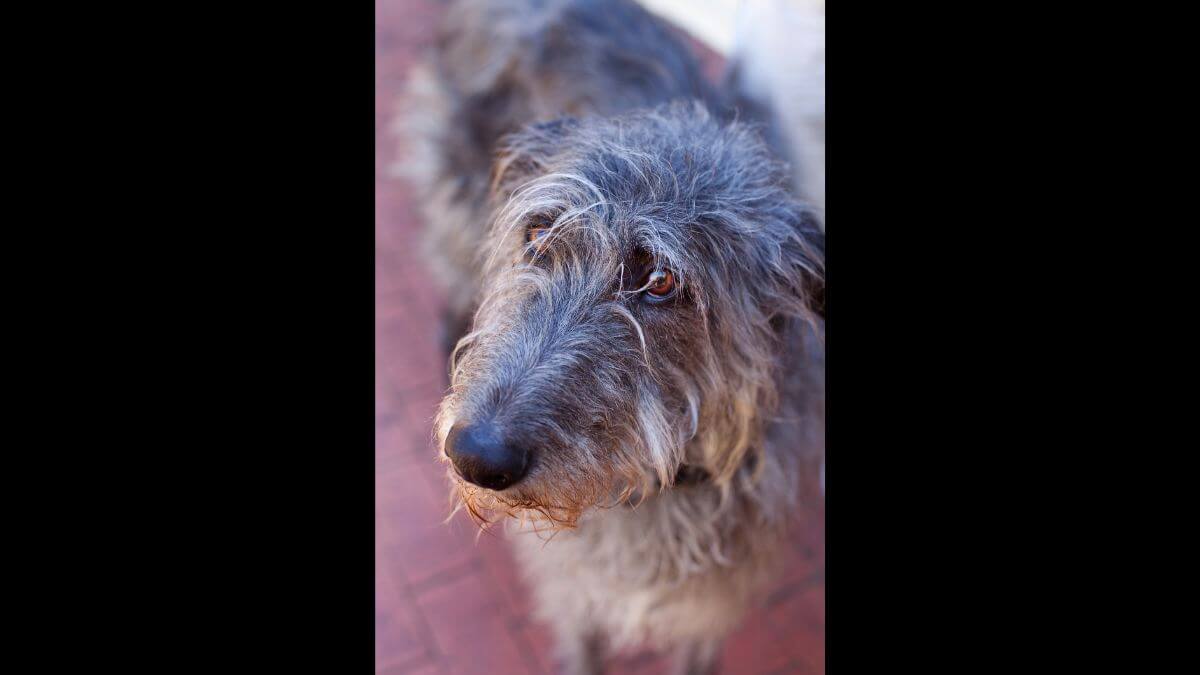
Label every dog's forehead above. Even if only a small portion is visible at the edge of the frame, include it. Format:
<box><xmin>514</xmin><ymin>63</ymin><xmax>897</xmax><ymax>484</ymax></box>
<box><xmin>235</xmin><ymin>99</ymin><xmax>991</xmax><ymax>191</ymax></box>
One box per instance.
<box><xmin>504</xmin><ymin>113</ymin><xmax>765</xmax><ymax>274</ymax></box>
<box><xmin>558</xmin><ymin>160</ymin><xmax>712</xmax><ymax>229</ymax></box>
<box><xmin>526</xmin><ymin>192</ymin><xmax>731</xmax><ymax>283</ymax></box>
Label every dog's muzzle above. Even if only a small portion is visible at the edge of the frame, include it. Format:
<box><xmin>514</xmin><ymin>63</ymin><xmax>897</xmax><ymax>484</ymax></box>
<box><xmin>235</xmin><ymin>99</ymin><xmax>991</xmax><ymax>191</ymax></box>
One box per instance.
<box><xmin>445</xmin><ymin>422</ymin><xmax>531</xmax><ymax>491</ymax></box>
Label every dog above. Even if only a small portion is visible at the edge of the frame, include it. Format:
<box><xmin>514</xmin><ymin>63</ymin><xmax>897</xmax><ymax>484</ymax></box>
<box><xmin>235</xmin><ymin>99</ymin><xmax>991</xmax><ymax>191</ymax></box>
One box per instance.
<box><xmin>400</xmin><ymin>1</ymin><xmax>825</xmax><ymax>672</ymax></box>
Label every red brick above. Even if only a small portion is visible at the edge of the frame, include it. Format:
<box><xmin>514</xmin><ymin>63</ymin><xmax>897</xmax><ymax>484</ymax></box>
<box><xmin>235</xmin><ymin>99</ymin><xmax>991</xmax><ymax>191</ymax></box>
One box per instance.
<box><xmin>376</xmin><ymin>462</ymin><xmax>478</xmax><ymax>588</ymax></box>
<box><xmin>375</xmin><ymin>426</ymin><xmax>409</xmax><ymax>476</ymax></box>
<box><xmin>376</xmin><ymin>410</ymin><xmax>433</xmax><ymax>476</ymax></box>
<box><xmin>378</xmin><ymin>659</ymin><xmax>443</xmax><ymax>675</ymax></box>
<box><xmin>720</xmin><ymin>610</ymin><xmax>797</xmax><ymax>674</ymax></box>
<box><xmin>614</xmin><ymin>652</ymin><xmax>670</xmax><ymax>675</ymax></box>
<box><xmin>375</xmin><ymin>533</ymin><xmax>430</xmax><ymax>670</ymax></box>
<box><xmin>378</xmin><ymin>319</ymin><xmax>443</xmax><ymax>393</ymax></box>
<box><xmin>474</xmin><ymin>530</ymin><xmax>534</xmax><ymax>620</ymax></box>
<box><xmin>415</xmin><ymin>568</ymin><xmax>534</xmax><ymax>675</ymax></box>
<box><xmin>400</xmin><ymin>383</ymin><xmax>446</xmax><ymax>451</ymax></box>
<box><xmin>764</xmin><ymin>584</ymin><xmax>825</xmax><ymax>674</ymax></box>
<box><xmin>511</xmin><ymin>616</ymin><xmax>555</xmax><ymax>675</ymax></box>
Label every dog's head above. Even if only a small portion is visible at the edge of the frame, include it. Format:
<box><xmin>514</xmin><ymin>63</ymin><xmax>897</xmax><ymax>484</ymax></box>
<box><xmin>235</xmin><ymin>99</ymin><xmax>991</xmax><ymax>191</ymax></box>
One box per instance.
<box><xmin>434</xmin><ymin>103</ymin><xmax>823</xmax><ymax>529</ymax></box>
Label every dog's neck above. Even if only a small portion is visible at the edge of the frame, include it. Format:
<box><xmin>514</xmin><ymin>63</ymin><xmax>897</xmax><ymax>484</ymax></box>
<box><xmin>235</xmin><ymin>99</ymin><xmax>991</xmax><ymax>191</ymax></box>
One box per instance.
<box><xmin>670</xmin><ymin>463</ymin><xmax>711</xmax><ymax>487</ymax></box>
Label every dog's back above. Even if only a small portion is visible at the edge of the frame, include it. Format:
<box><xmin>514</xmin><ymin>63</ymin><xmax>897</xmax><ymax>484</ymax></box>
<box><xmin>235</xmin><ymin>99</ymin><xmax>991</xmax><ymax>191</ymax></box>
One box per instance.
<box><xmin>432</xmin><ymin>0</ymin><xmax>721</xmax><ymax>177</ymax></box>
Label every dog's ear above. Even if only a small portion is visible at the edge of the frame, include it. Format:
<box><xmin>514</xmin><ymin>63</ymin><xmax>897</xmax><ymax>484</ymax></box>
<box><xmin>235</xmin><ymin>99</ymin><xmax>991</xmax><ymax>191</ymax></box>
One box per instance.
<box><xmin>762</xmin><ymin>202</ymin><xmax>824</xmax><ymax>324</ymax></box>
<box><xmin>489</xmin><ymin>117</ymin><xmax>578</xmax><ymax>200</ymax></box>
<box><xmin>789</xmin><ymin>207</ymin><xmax>825</xmax><ymax>320</ymax></box>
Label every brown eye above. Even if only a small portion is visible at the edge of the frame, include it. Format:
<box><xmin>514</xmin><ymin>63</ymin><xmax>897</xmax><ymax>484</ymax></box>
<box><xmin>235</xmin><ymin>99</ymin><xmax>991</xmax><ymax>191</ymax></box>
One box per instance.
<box><xmin>645</xmin><ymin>269</ymin><xmax>676</xmax><ymax>299</ymax></box>
<box><xmin>527</xmin><ymin>221</ymin><xmax>552</xmax><ymax>252</ymax></box>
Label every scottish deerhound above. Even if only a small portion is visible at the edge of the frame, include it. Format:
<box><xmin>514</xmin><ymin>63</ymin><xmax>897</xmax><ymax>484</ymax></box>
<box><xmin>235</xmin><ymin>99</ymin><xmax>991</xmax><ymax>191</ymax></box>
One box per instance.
<box><xmin>400</xmin><ymin>1</ymin><xmax>825</xmax><ymax>672</ymax></box>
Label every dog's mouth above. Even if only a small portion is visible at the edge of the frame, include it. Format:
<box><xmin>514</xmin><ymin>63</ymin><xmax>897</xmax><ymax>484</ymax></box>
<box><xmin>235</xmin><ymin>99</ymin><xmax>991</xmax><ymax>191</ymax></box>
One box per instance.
<box><xmin>441</xmin><ymin>456</ymin><xmax>649</xmax><ymax>532</ymax></box>
<box><xmin>447</xmin><ymin>472</ymin><xmax>587</xmax><ymax>531</ymax></box>
<box><xmin>434</xmin><ymin>402</ymin><xmax>683</xmax><ymax>531</ymax></box>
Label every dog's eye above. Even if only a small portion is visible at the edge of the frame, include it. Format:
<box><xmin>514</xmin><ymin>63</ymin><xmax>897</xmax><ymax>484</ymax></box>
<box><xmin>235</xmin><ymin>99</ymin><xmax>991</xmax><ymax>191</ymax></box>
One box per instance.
<box><xmin>527</xmin><ymin>222</ymin><xmax>551</xmax><ymax>253</ymax></box>
<box><xmin>644</xmin><ymin>269</ymin><xmax>676</xmax><ymax>300</ymax></box>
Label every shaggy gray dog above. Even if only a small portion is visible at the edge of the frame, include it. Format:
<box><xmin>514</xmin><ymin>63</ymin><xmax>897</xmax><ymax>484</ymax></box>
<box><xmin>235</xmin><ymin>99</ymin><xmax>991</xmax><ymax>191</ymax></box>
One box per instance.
<box><xmin>400</xmin><ymin>1</ymin><xmax>824</xmax><ymax>673</ymax></box>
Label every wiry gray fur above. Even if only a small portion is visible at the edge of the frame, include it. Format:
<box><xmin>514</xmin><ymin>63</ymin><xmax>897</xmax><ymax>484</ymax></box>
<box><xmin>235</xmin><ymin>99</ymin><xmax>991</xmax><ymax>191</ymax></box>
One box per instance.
<box><xmin>398</xmin><ymin>1</ymin><xmax>824</xmax><ymax>673</ymax></box>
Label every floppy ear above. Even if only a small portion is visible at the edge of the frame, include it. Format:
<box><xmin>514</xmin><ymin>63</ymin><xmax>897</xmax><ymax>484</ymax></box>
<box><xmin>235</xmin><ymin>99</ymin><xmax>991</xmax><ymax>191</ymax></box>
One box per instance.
<box><xmin>791</xmin><ymin>207</ymin><xmax>825</xmax><ymax>320</ymax></box>
<box><xmin>763</xmin><ymin>202</ymin><xmax>824</xmax><ymax>323</ymax></box>
<box><xmin>489</xmin><ymin>117</ymin><xmax>578</xmax><ymax>200</ymax></box>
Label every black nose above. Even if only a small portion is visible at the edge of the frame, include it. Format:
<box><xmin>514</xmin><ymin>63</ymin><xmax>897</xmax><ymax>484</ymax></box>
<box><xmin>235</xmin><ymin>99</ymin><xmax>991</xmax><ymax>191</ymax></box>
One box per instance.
<box><xmin>445</xmin><ymin>422</ymin><xmax>530</xmax><ymax>490</ymax></box>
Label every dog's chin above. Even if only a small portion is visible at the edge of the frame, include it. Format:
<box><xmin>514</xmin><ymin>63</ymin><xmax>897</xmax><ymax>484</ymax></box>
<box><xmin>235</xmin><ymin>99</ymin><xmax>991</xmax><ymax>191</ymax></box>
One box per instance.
<box><xmin>446</xmin><ymin>467</ymin><xmax>638</xmax><ymax>532</ymax></box>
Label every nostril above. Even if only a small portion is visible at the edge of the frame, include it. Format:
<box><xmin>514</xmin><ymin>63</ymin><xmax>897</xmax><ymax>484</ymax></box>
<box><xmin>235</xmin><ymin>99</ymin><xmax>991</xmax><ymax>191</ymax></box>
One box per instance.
<box><xmin>445</xmin><ymin>422</ymin><xmax>531</xmax><ymax>490</ymax></box>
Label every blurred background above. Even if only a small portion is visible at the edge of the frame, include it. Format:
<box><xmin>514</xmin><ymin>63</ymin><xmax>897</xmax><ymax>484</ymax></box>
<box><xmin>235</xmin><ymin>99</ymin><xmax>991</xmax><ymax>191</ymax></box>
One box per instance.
<box><xmin>376</xmin><ymin>1</ymin><xmax>824</xmax><ymax>673</ymax></box>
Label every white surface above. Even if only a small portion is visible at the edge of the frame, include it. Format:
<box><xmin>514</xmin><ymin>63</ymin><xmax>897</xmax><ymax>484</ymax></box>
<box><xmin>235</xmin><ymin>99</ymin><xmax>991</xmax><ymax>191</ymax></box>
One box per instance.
<box><xmin>638</xmin><ymin>1</ymin><xmax>826</xmax><ymax>214</ymax></box>
<box><xmin>637</xmin><ymin>0</ymin><xmax>739</xmax><ymax>54</ymax></box>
